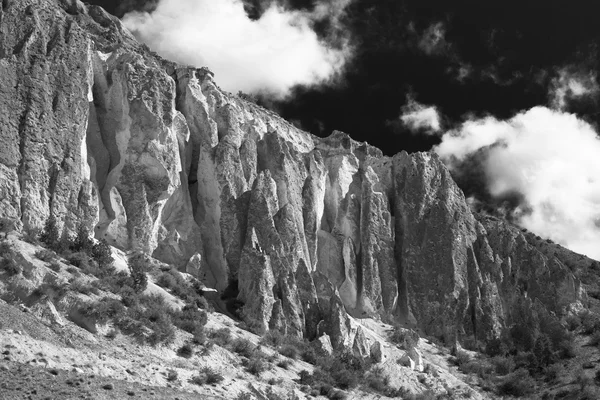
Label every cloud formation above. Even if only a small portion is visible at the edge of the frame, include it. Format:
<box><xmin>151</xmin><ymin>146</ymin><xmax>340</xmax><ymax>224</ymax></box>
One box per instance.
<box><xmin>549</xmin><ymin>67</ymin><xmax>599</xmax><ymax>110</ymax></box>
<box><xmin>398</xmin><ymin>96</ymin><xmax>442</xmax><ymax>134</ymax></box>
<box><xmin>122</xmin><ymin>0</ymin><xmax>352</xmax><ymax>98</ymax></box>
<box><xmin>435</xmin><ymin>106</ymin><xmax>600</xmax><ymax>260</ymax></box>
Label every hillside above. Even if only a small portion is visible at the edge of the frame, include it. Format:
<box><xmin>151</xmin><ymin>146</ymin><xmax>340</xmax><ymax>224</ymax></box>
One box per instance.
<box><xmin>1</xmin><ymin>0</ymin><xmax>600</xmax><ymax>399</ymax></box>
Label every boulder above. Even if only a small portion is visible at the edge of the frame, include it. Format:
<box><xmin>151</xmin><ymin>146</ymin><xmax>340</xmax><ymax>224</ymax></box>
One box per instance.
<box><xmin>30</xmin><ymin>300</ymin><xmax>65</xmax><ymax>327</ymax></box>
<box><xmin>352</xmin><ymin>326</ymin><xmax>370</xmax><ymax>358</ymax></box>
<box><xmin>370</xmin><ymin>340</ymin><xmax>386</xmax><ymax>363</ymax></box>
<box><xmin>314</xmin><ymin>334</ymin><xmax>334</xmax><ymax>356</ymax></box>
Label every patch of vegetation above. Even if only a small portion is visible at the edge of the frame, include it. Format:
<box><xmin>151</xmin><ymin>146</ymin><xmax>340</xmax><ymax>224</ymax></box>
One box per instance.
<box><xmin>260</xmin><ymin>331</ymin><xmax>315</xmax><ymax>363</ymax></box>
<box><xmin>207</xmin><ymin>327</ymin><xmax>232</xmax><ymax>347</ymax></box>
<box><xmin>497</xmin><ymin>368</ymin><xmax>536</xmax><ymax>397</ymax></box>
<box><xmin>389</xmin><ymin>326</ymin><xmax>419</xmax><ymax>350</ymax></box>
<box><xmin>243</xmin><ymin>351</ymin><xmax>270</xmax><ymax>376</ymax></box>
<box><xmin>189</xmin><ymin>367</ymin><xmax>224</xmax><ymax>385</ymax></box>
<box><xmin>128</xmin><ymin>252</ymin><xmax>148</xmax><ymax>293</ymax></box>
<box><xmin>170</xmin><ymin>304</ymin><xmax>207</xmax><ymax>335</ymax></box>
<box><xmin>70</xmin><ymin>278</ymin><xmax>101</xmax><ymax>296</ymax></box>
<box><xmin>48</xmin><ymin>260</ymin><xmax>61</xmax><ymax>272</ymax></box>
<box><xmin>364</xmin><ymin>366</ymin><xmax>405</xmax><ymax>397</ymax></box>
<box><xmin>0</xmin><ymin>241</ymin><xmax>11</xmax><ymax>257</ymax></box>
<box><xmin>30</xmin><ymin>281</ymin><xmax>69</xmax><ymax>303</ymax></box>
<box><xmin>231</xmin><ymin>337</ymin><xmax>255</xmax><ymax>358</ymax></box>
<box><xmin>77</xmin><ymin>293</ymin><xmax>185</xmax><ymax>346</ymax></box>
<box><xmin>177</xmin><ymin>343</ymin><xmax>193</xmax><ymax>358</ymax></box>
<box><xmin>166</xmin><ymin>369</ymin><xmax>178</xmax><ymax>382</ymax></box>
<box><xmin>0</xmin><ymin>256</ymin><xmax>21</xmax><ymax>276</ymax></box>
<box><xmin>299</xmin><ymin>351</ymin><xmax>371</xmax><ymax>392</ymax></box>
<box><xmin>35</xmin><ymin>249</ymin><xmax>57</xmax><ymax>262</ymax></box>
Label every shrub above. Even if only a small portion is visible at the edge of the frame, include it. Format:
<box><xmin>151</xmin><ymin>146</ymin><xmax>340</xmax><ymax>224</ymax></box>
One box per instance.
<box><xmin>166</xmin><ymin>369</ymin><xmax>178</xmax><ymax>382</ymax></box>
<box><xmin>208</xmin><ymin>328</ymin><xmax>232</xmax><ymax>347</ymax></box>
<box><xmin>31</xmin><ymin>281</ymin><xmax>68</xmax><ymax>302</ymax></box>
<box><xmin>0</xmin><ymin>241</ymin><xmax>11</xmax><ymax>257</ymax></box>
<box><xmin>243</xmin><ymin>352</ymin><xmax>269</xmax><ymax>376</ymax></box>
<box><xmin>91</xmin><ymin>239</ymin><xmax>113</xmax><ymax>270</ymax></box>
<box><xmin>35</xmin><ymin>249</ymin><xmax>57</xmax><ymax>262</ymax></box>
<box><xmin>277</xmin><ymin>358</ymin><xmax>292</xmax><ymax>369</ymax></box>
<box><xmin>48</xmin><ymin>260</ymin><xmax>61</xmax><ymax>272</ymax></box>
<box><xmin>68</xmin><ymin>252</ymin><xmax>91</xmax><ymax>270</ymax></box>
<box><xmin>0</xmin><ymin>217</ymin><xmax>16</xmax><ymax>237</ymax></box>
<box><xmin>128</xmin><ymin>252</ymin><xmax>148</xmax><ymax>293</ymax></box>
<box><xmin>491</xmin><ymin>355</ymin><xmax>515</xmax><ymax>375</ymax></box>
<box><xmin>190</xmin><ymin>367</ymin><xmax>224</xmax><ymax>385</ymax></box>
<box><xmin>71</xmin><ymin>279</ymin><xmax>100</xmax><ymax>296</ymax></box>
<box><xmin>71</xmin><ymin>223</ymin><xmax>94</xmax><ymax>254</ymax></box>
<box><xmin>365</xmin><ymin>366</ymin><xmax>404</xmax><ymax>397</ymax></box>
<box><xmin>545</xmin><ymin>363</ymin><xmax>563</xmax><ymax>382</ymax></box>
<box><xmin>485</xmin><ymin>337</ymin><xmax>508</xmax><ymax>357</ymax></box>
<box><xmin>78</xmin><ymin>297</ymin><xmax>125</xmax><ymax>324</ymax></box>
<box><xmin>497</xmin><ymin>368</ymin><xmax>536</xmax><ymax>397</ymax></box>
<box><xmin>177</xmin><ymin>343</ymin><xmax>193</xmax><ymax>358</ymax></box>
<box><xmin>557</xmin><ymin>338</ymin><xmax>576</xmax><ymax>359</ymax></box>
<box><xmin>171</xmin><ymin>304</ymin><xmax>207</xmax><ymax>334</ymax></box>
<box><xmin>580</xmin><ymin>310</ymin><xmax>600</xmax><ymax>335</ymax></box>
<box><xmin>231</xmin><ymin>337</ymin><xmax>255</xmax><ymax>358</ymax></box>
<box><xmin>261</xmin><ymin>331</ymin><xmax>286</xmax><ymax>347</ymax></box>
<box><xmin>565</xmin><ymin>314</ymin><xmax>582</xmax><ymax>331</ymax></box>
<box><xmin>389</xmin><ymin>326</ymin><xmax>418</xmax><ymax>349</ymax></box>
<box><xmin>105</xmin><ymin>328</ymin><xmax>118</xmax><ymax>340</ymax></box>
<box><xmin>192</xmin><ymin>326</ymin><xmax>206</xmax><ymax>345</ymax></box>
<box><xmin>533</xmin><ymin>334</ymin><xmax>555</xmax><ymax>369</ymax></box>
<box><xmin>21</xmin><ymin>228</ymin><xmax>40</xmax><ymax>245</ymax></box>
<box><xmin>39</xmin><ymin>214</ymin><xmax>60</xmax><ymax>251</ymax></box>
<box><xmin>279</xmin><ymin>344</ymin><xmax>299</xmax><ymax>360</ymax></box>
<box><xmin>0</xmin><ymin>257</ymin><xmax>21</xmax><ymax>276</ymax></box>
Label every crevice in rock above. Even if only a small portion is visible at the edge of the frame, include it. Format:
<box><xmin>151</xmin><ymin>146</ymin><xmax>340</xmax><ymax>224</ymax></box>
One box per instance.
<box><xmin>17</xmin><ymin>93</ymin><xmax>31</xmax><ymax>226</ymax></box>
<box><xmin>45</xmin><ymin>25</ymin><xmax>61</xmax><ymax>56</ymax></box>
<box><xmin>2</xmin><ymin>0</ymin><xmax>9</xmax><ymax>11</ymax></box>
<box><xmin>47</xmin><ymin>163</ymin><xmax>60</xmax><ymax>211</ymax></box>
<box><xmin>51</xmin><ymin>93</ymin><xmax>60</xmax><ymax>113</ymax></box>
<box><xmin>13</xmin><ymin>29</ymin><xmax>34</xmax><ymax>55</ymax></box>
<box><xmin>172</xmin><ymin>71</ymin><xmax>199</xmax><ymax>219</ymax></box>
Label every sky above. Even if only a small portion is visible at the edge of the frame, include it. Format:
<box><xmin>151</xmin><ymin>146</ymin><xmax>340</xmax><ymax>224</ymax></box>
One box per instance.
<box><xmin>89</xmin><ymin>0</ymin><xmax>600</xmax><ymax>259</ymax></box>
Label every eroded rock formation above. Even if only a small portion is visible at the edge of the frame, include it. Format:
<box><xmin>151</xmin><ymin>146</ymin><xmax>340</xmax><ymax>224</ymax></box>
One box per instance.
<box><xmin>0</xmin><ymin>0</ymin><xmax>586</xmax><ymax>351</ymax></box>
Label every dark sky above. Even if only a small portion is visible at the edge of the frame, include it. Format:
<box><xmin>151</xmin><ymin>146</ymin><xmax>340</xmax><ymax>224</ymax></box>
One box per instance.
<box><xmin>87</xmin><ymin>0</ymin><xmax>600</xmax><ymax>155</ymax></box>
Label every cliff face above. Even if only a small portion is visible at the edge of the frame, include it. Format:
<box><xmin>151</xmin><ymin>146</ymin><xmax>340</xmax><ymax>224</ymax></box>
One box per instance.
<box><xmin>0</xmin><ymin>0</ymin><xmax>585</xmax><ymax>348</ymax></box>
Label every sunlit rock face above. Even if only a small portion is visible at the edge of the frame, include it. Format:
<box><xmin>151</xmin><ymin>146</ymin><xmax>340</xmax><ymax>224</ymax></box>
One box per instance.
<box><xmin>0</xmin><ymin>0</ymin><xmax>585</xmax><ymax>351</ymax></box>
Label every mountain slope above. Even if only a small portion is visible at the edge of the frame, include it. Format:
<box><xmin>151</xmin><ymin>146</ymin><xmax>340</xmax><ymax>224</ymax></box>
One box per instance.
<box><xmin>0</xmin><ymin>0</ymin><xmax>589</xmax><ymax>371</ymax></box>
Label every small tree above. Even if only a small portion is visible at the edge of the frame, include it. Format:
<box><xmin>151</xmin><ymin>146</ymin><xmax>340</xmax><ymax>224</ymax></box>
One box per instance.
<box><xmin>0</xmin><ymin>217</ymin><xmax>16</xmax><ymax>238</ymax></box>
<box><xmin>129</xmin><ymin>252</ymin><xmax>148</xmax><ymax>293</ymax></box>
<box><xmin>72</xmin><ymin>223</ymin><xmax>94</xmax><ymax>253</ymax></box>
<box><xmin>533</xmin><ymin>334</ymin><xmax>555</xmax><ymax>369</ymax></box>
<box><xmin>91</xmin><ymin>239</ymin><xmax>113</xmax><ymax>269</ymax></box>
<box><xmin>39</xmin><ymin>214</ymin><xmax>59</xmax><ymax>250</ymax></box>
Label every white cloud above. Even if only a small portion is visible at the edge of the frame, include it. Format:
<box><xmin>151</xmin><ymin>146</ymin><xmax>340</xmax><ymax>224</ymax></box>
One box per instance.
<box><xmin>435</xmin><ymin>106</ymin><xmax>600</xmax><ymax>260</ymax></box>
<box><xmin>418</xmin><ymin>22</ymin><xmax>448</xmax><ymax>56</ymax></box>
<box><xmin>122</xmin><ymin>0</ymin><xmax>352</xmax><ymax>99</ymax></box>
<box><xmin>399</xmin><ymin>96</ymin><xmax>442</xmax><ymax>134</ymax></box>
<box><xmin>549</xmin><ymin>67</ymin><xmax>598</xmax><ymax>110</ymax></box>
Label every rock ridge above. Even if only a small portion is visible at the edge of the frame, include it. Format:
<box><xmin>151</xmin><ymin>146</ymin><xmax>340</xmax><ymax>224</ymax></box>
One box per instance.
<box><xmin>0</xmin><ymin>0</ymin><xmax>585</xmax><ymax>350</ymax></box>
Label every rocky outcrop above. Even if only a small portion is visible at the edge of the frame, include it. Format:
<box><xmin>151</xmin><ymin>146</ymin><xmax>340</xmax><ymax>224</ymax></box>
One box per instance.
<box><xmin>0</xmin><ymin>0</ymin><xmax>586</xmax><ymax>353</ymax></box>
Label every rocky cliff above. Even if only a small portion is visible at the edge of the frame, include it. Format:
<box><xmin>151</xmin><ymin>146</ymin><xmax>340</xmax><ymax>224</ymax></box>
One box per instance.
<box><xmin>0</xmin><ymin>0</ymin><xmax>586</xmax><ymax>350</ymax></box>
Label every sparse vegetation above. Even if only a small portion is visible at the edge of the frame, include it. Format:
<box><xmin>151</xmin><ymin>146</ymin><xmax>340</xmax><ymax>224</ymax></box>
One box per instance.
<box><xmin>189</xmin><ymin>367</ymin><xmax>224</xmax><ymax>385</ymax></box>
<box><xmin>389</xmin><ymin>326</ymin><xmax>419</xmax><ymax>350</ymax></box>
<box><xmin>35</xmin><ymin>249</ymin><xmax>57</xmax><ymax>262</ymax></box>
<box><xmin>0</xmin><ymin>256</ymin><xmax>21</xmax><ymax>276</ymax></box>
<box><xmin>128</xmin><ymin>252</ymin><xmax>148</xmax><ymax>293</ymax></box>
<box><xmin>177</xmin><ymin>343</ymin><xmax>193</xmax><ymax>358</ymax></box>
<box><xmin>497</xmin><ymin>368</ymin><xmax>536</xmax><ymax>397</ymax></box>
<box><xmin>48</xmin><ymin>260</ymin><xmax>61</xmax><ymax>272</ymax></box>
